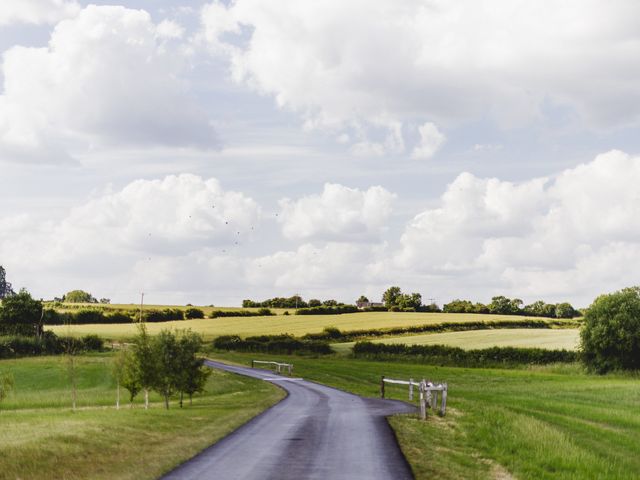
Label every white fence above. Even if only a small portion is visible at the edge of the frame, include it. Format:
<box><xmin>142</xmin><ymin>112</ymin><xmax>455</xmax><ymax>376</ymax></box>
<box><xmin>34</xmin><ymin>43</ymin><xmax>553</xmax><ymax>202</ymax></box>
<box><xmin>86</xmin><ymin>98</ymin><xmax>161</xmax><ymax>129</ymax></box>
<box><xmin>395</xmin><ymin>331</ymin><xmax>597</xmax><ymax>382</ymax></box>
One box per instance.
<box><xmin>251</xmin><ymin>360</ymin><xmax>293</xmax><ymax>376</ymax></box>
<box><xmin>381</xmin><ymin>376</ymin><xmax>448</xmax><ymax>419</ymax></box>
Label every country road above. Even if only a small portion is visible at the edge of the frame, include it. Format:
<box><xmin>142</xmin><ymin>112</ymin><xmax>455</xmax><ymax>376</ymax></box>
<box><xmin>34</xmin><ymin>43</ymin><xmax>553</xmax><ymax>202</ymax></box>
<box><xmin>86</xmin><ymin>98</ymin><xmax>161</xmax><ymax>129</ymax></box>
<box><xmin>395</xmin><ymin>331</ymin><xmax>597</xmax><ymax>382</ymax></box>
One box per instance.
<box><xmin>161</xmin><ymin>360</ymin><xmax>416</xmax><ymax>480</ymax></box>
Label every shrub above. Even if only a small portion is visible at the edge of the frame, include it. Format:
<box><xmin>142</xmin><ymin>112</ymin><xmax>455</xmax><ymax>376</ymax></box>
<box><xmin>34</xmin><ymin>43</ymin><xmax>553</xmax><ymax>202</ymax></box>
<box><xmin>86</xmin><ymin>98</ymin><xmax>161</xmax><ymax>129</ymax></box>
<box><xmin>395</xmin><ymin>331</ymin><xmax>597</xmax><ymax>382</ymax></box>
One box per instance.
<box><xmin>82</xmin><ymin>334</ymin><xmax>104</xmax><ymax>351</ymax></box>
<box><xmin>184</xmin><ymin>308</ymin><xmax>205</xmax><ymax>319</ymax></box>
<box><xmin>581</xmin><ymin>287</ymin><xmax>640</xmax><ymax>373</ymax></box>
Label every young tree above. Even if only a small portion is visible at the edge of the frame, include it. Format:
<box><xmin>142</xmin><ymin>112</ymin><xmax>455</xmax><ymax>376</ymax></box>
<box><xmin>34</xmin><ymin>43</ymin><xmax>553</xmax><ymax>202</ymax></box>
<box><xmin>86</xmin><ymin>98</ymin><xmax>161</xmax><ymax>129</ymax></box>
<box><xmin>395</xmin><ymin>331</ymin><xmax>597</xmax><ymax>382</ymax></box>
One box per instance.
<box><xmin>581</xmin><ymin>287</ymin><xmax>640</xmax><ymax>373</ymax></box>
<box><xmin>176</xmin><ymin>330</ymin><xmax>210</xmax><ymax>407</ymax></box>
<box><xmin>0</xmin><ymin>266</ymin><xmax>14</xmax><ymax>300</ymax></box>
<box><xmin>120</xmin><ymin>349</ymin><xmax>142</xmax><ymax>407</ymax></box>
<box><xmin>132</xmin><ymin>323</ymin><xmax>157</xmax><ymax>409</ymax></box>
<box><xmin>0</xmin><ymin>372</ymin><xmax>14</xmax><ymax>411</ymax></box>
<box><xmin>152</xmin><ymin>330</ymin><xmax>180</xmax><ymax>409</ymax></box>
<box><xmin>0</xmin><ymin>289</ymin><xmax>42</xmax><ymax>336</ymax></box>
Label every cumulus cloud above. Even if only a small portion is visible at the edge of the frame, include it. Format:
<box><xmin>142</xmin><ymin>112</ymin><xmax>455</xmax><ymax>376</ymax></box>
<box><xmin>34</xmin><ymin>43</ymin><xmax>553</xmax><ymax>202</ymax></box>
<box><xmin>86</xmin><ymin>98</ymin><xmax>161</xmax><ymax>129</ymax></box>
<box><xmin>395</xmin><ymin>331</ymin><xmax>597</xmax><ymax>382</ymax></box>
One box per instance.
<box><xmin>392</xmin><ymin>150</ymin><xmax>640</xmax><ymax>304</ymax></box>
<box><xmin>0</xmin><ymin>0</ymin><xmax>80</xmax><ymax>26</ymax></box>
<box><xmin>246</xmin><ymin>242</ymin><xmax>384</xmax><ymax>293</ymax></box>
<box><xmin>202</xmin><ymin>0</ymin><xmax>640</xmax><ymax>153</ymax></box>
<box><xmin>0</xmin><ymin>5</ymin><xmax>215</xmax><ymax>163</ymax></box>
<box><xmin>411</xmin><ymin>122</ymin><xmax>445</xmax><ymax>159</ymax></box>
<box><xmin>278</xmin><ymin>183</ymin><xmax>396</xmax><ymax>241</ymax></box>
<box><xmin>0</xmin><ymin>174</ymin><xmax>260</xmax><ymax>275</ymax></box>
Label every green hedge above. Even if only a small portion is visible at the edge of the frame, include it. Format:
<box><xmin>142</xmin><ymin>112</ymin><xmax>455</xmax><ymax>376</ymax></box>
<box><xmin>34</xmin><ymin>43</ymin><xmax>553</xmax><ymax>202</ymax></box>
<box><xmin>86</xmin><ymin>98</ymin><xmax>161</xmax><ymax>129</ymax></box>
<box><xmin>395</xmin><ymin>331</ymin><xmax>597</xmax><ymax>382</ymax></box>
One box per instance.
<box><xmin>212</xmin><ymin>334</ymin><xmax>332</xmax><ymax>355</ymax></box>
<box><xmin>295</xmin><ymin>305</ymin><xmax>359</xmax><ymax>315</ymax></box>
<box><xmin>352</xmin><ymin>341</ymin><xmax>578</xmax><ymax>367</ymax></box>
<box><xmin>0</xmin><ymin>332</ymin><xmax>105</xmax><ymax>358</ymax></box>
<box><xmin>209</xmin><ymin>309</ymin><xmax>273</xmax><ymax>318</ymax></box>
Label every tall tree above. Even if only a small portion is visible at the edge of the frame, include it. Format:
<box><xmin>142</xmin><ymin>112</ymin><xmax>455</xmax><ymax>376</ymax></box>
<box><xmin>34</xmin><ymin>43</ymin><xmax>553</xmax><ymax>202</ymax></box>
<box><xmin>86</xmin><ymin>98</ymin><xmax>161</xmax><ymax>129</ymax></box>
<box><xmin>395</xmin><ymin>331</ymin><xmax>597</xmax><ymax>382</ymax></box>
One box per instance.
<box><xmin>382</xmin><ymin>286</ymin><xmax>402</xmax><ymax>308</ymax></box>
<box><xmin>0</xmin><ymin>266</ymin><xmax>14</xmax><ymax>300</ymax></box>
<box><xmin>0</xmin><ymin>289</ymin><xmax>42</xmax><ymax>336</ymax></box>
<box><xmin>132</xmin><ymin>322</ymin><xmax>157</xmax><ymax>409</ymax></box>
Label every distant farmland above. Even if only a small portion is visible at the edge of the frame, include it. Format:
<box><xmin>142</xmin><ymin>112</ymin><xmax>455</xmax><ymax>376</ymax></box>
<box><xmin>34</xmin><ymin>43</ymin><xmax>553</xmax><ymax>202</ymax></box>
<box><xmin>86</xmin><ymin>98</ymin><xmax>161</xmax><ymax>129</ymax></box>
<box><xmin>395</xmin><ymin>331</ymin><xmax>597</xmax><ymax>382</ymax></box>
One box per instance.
<box><xmin>331</xmin><ymin>328</ymin><xmax>580</xmax><ymax>354</ymax></box>
<box><xmin>47</xmin><ymin>311</ymin><xmax>571</xmax><ymax>341</ymax></box>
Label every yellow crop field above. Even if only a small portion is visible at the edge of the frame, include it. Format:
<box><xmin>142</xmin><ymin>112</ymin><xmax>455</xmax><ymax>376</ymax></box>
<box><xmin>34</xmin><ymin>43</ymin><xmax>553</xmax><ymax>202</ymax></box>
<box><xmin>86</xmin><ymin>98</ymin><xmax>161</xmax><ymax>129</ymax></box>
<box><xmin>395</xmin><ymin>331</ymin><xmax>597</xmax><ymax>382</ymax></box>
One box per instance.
<box><xmin>331</xmin><ymin>328</ymin><xmax>581</xmax><ymax>354</ymax></box>
<box><xmin>46</xmin><ymin>311</ymin><xmax>559</xmax><ymax>341</ymax></box>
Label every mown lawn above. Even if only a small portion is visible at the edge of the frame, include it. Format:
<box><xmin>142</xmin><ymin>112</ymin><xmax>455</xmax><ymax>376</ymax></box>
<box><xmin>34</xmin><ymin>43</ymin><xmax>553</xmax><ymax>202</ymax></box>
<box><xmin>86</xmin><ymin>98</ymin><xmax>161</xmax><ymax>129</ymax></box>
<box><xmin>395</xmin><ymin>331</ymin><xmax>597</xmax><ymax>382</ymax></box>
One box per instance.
<box><xmin>331</xmin><ymin>328</ymin><xmax>581</xmax><ymax>354</ymax></box>
<box><xmin>213</xmin><ymin>352</ymin><xmax>640</xmax><ymax>480</ymax></box>
<box><xmin>0</xmin><ymin>354</ymin><xmax>284</xmax><ymax>480</ymax></box>
<box><xmin>48</xmin><ymin>311</ymin><xmax>565</xmax><ymax>341</ymax></box>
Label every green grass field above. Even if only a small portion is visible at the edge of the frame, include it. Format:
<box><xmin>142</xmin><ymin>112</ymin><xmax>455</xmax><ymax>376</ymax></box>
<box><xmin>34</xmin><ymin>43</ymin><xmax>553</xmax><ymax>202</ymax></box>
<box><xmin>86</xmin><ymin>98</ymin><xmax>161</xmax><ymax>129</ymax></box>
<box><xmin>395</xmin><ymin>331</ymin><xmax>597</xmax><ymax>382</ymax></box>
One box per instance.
<box><xmin>0</xmin><ymin>354</ymin><xmax>284</xmax><ymax>480</ymax></box>
<box><xmin>48</xmin><ymin>311</ymin><xmax>563</xmax><ymax>341</ymax></box>
<box><xmin>214</xmin><ymin>352</ymin><xmax>640</xmax><ymax>480</ymax></box>
<box><xmin>331</xmin><ymin>328</ymin><xmax>581</xmax><ymax>354</ymax></box>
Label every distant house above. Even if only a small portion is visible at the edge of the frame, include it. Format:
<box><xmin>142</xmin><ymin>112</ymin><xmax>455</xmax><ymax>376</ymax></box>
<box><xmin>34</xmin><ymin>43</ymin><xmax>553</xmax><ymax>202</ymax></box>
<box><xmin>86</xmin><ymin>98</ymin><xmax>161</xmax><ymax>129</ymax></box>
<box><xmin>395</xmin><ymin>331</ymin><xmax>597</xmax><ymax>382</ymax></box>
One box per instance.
<box><xmin>356</xmin><ymin>301</ymin><xmax>384</xmax><ymax>309</ymax></box>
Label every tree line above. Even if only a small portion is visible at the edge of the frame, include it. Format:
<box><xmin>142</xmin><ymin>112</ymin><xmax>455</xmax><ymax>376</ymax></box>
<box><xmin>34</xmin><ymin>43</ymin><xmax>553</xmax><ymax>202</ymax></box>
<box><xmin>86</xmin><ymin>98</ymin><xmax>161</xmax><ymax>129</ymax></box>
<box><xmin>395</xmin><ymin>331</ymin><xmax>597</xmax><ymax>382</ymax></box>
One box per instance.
<box><xmin>443</xmin><ymin>296</ymin><xmax>580</xmax><ymax>318</ymax></box>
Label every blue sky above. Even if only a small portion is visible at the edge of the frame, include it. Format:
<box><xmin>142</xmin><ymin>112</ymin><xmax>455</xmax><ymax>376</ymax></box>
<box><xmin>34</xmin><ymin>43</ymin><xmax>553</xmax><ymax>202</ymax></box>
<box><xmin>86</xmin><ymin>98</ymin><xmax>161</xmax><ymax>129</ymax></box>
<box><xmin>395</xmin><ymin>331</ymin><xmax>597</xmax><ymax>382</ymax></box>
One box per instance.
<box><xmin>2</xmin><ymin>0</ymin><xmax>640</xmax><ymax>307</ymax></box>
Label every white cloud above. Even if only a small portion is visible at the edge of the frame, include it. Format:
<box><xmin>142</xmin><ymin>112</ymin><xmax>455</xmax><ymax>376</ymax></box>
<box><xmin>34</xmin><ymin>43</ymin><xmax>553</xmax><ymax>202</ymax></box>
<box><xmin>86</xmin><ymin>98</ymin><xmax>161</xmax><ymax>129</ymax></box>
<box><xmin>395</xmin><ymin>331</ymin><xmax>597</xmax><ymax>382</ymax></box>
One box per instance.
<box><xmin>278</xmin><ymin>183</ymin><xmax>396</xmax><ymax>241</ymax></box>
<box><xmin>0</xmin><ymin>174</ymin><xmax>260</xmax><ymax>273</ymax></box>
<box><xmin>0</xmin><ymin>0</ymin><xmax>80</xmax><ymax>26</ymax></box>
<box><xmin>156</xmin><ymin>19</ymin><xmax>185</xmax><ymax>39</ymax></box>
<box><xmin>0</xmin><ymin>5</ymin><xmax>215</xmax><ymax>163</ymax></box>
<box><xmin>411</xmin><ymin>122</ymin><xmax>445</xmax><ymax>159</ymax></box>
<box><xmin>392</xmin><ymin>149</ymin><xmax>640</xmax><ymax>304</ymax></box>
<box><xmin>246</xmin><ymin>242</ymin><xmax>384</xmax><ymax>293</ymax></box>
<box><xmin>202</xmin><ymin>0</ymin><xmax>640</xmax><ymax>147</ymax></box>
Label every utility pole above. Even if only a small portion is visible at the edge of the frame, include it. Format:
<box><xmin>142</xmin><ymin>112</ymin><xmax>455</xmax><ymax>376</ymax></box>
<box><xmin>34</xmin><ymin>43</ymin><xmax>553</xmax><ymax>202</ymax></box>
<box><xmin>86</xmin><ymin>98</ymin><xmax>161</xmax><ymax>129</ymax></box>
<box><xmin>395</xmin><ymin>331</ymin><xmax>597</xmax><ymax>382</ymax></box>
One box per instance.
<box><xmin>139</xmin><ymin>292</ymin><xmax>144</xmax><ymax>322</ymax></box>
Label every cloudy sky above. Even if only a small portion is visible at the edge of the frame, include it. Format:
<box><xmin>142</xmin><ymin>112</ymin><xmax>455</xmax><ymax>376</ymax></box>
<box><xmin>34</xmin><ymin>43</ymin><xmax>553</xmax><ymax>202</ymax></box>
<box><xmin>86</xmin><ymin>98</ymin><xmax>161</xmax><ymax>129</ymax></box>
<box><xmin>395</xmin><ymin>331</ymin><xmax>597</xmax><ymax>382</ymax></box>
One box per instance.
<box><xmin>2</xmin><ymin>0</ymin><xmax>640</xmax><ymax>307</ymax></box>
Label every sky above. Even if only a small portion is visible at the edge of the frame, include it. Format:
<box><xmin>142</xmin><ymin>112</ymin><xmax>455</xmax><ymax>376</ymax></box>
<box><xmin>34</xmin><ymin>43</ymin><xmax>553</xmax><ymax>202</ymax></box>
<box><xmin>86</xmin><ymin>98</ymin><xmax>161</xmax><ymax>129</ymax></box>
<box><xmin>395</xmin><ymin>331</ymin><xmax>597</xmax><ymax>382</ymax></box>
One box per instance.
<box><xmin>2</xmin><ymin>0</ymin><xmax>640</xmax><ymax>308</ymax></box>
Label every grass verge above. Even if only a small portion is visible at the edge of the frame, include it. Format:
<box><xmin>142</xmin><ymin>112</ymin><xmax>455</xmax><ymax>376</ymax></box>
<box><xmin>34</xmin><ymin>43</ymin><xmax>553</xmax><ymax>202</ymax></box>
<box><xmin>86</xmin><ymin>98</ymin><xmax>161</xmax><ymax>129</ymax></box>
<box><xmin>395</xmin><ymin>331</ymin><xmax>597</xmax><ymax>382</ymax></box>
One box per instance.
<box><xmin>0</xmin><ymin>354</ymin><xmax>284</xmax><ymax>480</ymax></box>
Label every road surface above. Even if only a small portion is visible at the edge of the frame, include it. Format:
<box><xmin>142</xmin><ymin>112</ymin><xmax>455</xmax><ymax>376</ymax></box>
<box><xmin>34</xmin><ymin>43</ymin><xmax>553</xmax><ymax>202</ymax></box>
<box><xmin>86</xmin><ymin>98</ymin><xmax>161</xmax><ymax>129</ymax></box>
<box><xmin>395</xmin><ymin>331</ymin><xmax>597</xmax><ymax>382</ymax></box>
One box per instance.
<box><xmin>162</xmin><ymin>360</ymin><xmax>416</xmax><ymax>480</ymax></box>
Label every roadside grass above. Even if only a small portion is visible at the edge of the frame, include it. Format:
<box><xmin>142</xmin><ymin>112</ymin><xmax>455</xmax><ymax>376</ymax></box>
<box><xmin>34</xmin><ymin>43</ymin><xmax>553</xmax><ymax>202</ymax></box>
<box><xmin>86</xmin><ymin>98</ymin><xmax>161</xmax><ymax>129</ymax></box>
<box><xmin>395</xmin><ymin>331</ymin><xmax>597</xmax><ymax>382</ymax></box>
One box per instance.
<box><xmin>331</xmin><ymin>328</ymin><xmax>580</xmax><ymax>355</ymax></box>
<box><xmin>48</xmin><ymin>311</ymin><xmax>566</xmax><ymax>341</ymax></box>
<box><xmin>0</xmin><ymin>354</ymin><xmax>284</xmax><ymax>480</ymax></box>
<box><xmin>213</xmin><ymin>352</ymin><xmax>640</xmax><ymax>480</ymax></box>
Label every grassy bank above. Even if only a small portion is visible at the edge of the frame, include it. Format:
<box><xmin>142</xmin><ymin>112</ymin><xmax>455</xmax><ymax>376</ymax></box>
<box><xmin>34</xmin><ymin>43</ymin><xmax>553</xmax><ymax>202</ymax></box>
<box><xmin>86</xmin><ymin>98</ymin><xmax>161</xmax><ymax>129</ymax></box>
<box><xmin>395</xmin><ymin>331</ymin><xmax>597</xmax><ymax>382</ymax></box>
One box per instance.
<box><xmin>332</xmin><ymin>328</ymin><xmax>580</xmax><ymax>354</ymax></box>
<box><xmin>213</xmin><ymin>352</ymin><xmax>640</xmax><ymax>480</ymax></box>
<box><xmin>48</xmin><ymin>311</ymin><xmax>567</xmax><ymax>341</ymax></box>
<box><xmin>0</xmin><ymin>354</ymin><xmax>284</xmax><ymax>480</ymax></box>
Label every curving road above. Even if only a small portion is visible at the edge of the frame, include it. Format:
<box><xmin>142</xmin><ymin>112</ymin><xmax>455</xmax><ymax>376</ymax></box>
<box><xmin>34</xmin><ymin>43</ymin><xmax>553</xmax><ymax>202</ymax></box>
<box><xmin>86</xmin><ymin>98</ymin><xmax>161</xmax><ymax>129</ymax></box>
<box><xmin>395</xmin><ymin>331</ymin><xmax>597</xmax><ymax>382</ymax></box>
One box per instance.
<box><xmin>161</xmin><ymin>360</ymin><xmax>416</xmax><ymax>480</ymax></box>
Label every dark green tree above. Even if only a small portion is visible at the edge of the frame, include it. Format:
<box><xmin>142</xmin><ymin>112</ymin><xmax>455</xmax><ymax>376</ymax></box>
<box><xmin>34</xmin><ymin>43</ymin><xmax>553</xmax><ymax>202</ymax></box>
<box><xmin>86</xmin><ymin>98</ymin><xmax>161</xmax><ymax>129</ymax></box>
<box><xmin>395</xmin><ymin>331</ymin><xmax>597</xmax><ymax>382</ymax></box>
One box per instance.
<box><xmin>132</xmin><ymin>323</ymin><xmax>157</xmax><ymax>409</ymax></box>
<box><xmin>382</xmin><ymin>286</ymin><xmax>402</xmax><ymax>308</ymax></box>
<box><xmin>0</xmin><ymin>289</ymin><xmax>42</xmax><ymax>336</ymax></box>
<box><xmin>581</xmin><ymin>287</ymin><xmax>640</xmax><ymax>372</ymax></box>
<box><xmin>63</xmin><ymin>290</ymin><xmax>97</xmax><ymax>303</ymax></box>
<box><xmin>176</xmin><ymin>330</ymin><xmax>210</xmax><ymax>407</ymax></box>
<box><xmin>152</xmin><ymin>330</ymin><xmax>180</xmax><ymax>409</ymax></box>
<box><xmin>0</xmin><ymin>266</ymin><xmax>14</xmax><ymax>300</ymax></box>
<box><xmin>356</xmin><ymin>295</ymin><xmax>369</xmax><ymax>304</ymax></box>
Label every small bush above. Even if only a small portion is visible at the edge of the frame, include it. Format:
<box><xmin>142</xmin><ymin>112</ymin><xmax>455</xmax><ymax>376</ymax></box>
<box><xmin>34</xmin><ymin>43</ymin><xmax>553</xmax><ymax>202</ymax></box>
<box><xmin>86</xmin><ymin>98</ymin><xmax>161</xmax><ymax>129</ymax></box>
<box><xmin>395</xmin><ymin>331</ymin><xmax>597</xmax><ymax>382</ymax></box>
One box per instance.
<box><xmin>82</xmin><ymin>334</ymin><xmax>104</xmax><ymax>351</ymax></box>
<box><xmin>184</xmin><ymin>308</ymin><xmax>205</xmax><ymax>319</ymax></box>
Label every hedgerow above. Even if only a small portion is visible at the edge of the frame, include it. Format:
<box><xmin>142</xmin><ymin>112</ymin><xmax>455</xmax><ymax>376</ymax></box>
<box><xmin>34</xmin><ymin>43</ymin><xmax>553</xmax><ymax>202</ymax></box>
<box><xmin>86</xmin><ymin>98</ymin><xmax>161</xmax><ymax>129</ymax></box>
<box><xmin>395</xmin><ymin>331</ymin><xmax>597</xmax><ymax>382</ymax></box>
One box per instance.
<box><xmin>352</xmin><ymin>341</ymin><xmax>578</xmax><ymax>366</ymax></box>
<box><xmin>212</xmin><ymin>334</ymin><xmax>332</xmax><ymax>355</ymax></box>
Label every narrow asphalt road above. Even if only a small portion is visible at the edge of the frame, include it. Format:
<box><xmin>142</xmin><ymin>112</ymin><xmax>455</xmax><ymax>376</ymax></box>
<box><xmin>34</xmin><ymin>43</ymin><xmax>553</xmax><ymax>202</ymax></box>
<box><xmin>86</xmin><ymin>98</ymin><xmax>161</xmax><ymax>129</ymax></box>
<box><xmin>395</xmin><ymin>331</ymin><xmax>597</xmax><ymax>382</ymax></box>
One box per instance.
<box><xmin>162</xmin><ymin>360</ymin><xmax>416</xmax><ymax>480</ymax></box>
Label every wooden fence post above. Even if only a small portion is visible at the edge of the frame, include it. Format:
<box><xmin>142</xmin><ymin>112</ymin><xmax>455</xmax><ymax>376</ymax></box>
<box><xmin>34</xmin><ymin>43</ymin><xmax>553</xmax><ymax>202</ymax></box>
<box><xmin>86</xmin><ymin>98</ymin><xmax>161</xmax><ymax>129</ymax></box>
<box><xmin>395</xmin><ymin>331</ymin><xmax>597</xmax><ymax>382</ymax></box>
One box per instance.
<box><xmin>381</xmin><ymin>376</ymin><xmax>385</xmax><ymax>398</ymax></box>
<box><xmin>251</xmin><ymin>360</ymin><xmax>255</xmax><ymax>369</ymax></box>
<box><xmin>288</xmin><ymin>364</ymin><xmax>292</xmax><ymax>376</ymax></box>
<box><xmin>419</xmin><ymin>380</ymin><xmax>426</xmax><ymax>420</ymax></box>
<box><xmin>409</xmin><ymin>378</ymin><xmax>414</xmax><ymax>401</ymax></box>
<box><xmin>440</xmin><ymin>383</ymin><xmax>448</xmax><ymax>416</ymax></box>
